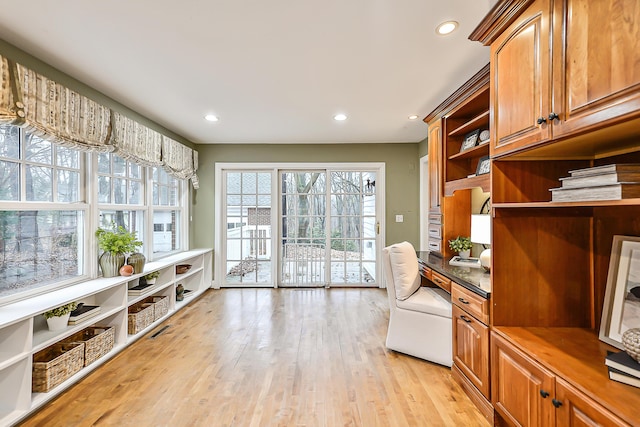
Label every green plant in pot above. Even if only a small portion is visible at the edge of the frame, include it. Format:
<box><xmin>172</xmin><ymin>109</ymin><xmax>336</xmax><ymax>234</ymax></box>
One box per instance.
<box><xmin>43</xmin><ymin>302</ymin><xmax>77</xmax><ymax>331</ymax></box>
<box><xmin>448</xmin><ymin>236</ymin><xmax>472</xmax><ymax>258</ymax></box>
<box><xmin>142</xmin><ymin>270</ymin><xmax>160</xmax><ymax>285</ymax></box>
<box><xmin>96</xmin><ymin>223</ymin><xmax>142</xmax><ymax>278</ymax></box>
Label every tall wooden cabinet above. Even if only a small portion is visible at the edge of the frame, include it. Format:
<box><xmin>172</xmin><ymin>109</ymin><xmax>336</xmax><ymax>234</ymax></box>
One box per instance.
<box><xmin>471</xmin><ymin>0</ymin><xmax>640</xmax><ymax>425</ymax></box>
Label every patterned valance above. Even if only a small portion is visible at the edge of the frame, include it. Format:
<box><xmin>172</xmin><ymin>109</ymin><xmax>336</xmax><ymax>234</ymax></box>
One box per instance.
<box><xmin>110</xmin><ymin>111</ymin><xmax>162</xmax><ymax>166</ymax></box>
<box><xmin>0</xmin><ymin>55</ymin><xmax>25</xmax><ymax>125</ymax></box>
<box><xmin>15</xmin><ymin>63</ymin><xmax>113</xmax><ymax>152</ymax></box>
<box><xmin>162</xmin><ymin>136</ymin><xmax>199</xmax><ymax>189</ymax></box>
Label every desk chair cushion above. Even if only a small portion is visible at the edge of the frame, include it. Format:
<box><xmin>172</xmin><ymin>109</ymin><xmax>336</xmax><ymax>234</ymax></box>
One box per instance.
<box><xmin>396</xmin><ymin>287</ymin><xmax>452</xmax><ymax>318</ymax></box>
<box><xmin>388</xmin><ymin>241</ymin><xmax>421</xmax><ymax>300</ymax></box>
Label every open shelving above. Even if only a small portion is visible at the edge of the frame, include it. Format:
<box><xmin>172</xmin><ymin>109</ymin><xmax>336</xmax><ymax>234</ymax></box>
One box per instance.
<box><xmin>0</xmin><ymin>248</ymin><xmax>212</xmax><ymax>427</ymax></box>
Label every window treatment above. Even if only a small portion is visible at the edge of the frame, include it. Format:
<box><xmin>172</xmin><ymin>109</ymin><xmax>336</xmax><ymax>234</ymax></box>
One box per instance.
<box><xmin>0</xmin><ymin>53</ymin><xmax>199</xmax><ymax>186</ymax></box>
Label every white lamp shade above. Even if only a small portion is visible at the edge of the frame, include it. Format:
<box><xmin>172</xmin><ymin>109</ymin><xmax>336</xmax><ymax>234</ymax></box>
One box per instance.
<box><xmin>471</xmin><ymin>214</ymin><xmax>491</xmax><ymax>245</ymax></box>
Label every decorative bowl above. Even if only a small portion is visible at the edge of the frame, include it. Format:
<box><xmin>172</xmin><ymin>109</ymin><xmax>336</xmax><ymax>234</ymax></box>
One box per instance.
<box><xmin>119</xmin><ymin>264</ymin><xmax>134</xmax><ymax>276</ymax></box>
<box><xmin>176</xmin><ymin>264</ymin><xmax>192</xmax><ymax>275</ymax></box>
<box><xmin>622</xmin><ymin>328</ymin><xmax>640</xmax><ymax>362</ymax></box>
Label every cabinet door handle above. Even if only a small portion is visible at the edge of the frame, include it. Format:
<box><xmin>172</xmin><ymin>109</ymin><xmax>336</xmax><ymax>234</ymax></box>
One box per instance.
<box><xmin>460</xmin><ymin>315</ymin><xmax>472</xmax><ymax>323</ymax></box>
<box><xmin>548</xmin><ymin>112</ymin><xmax>559</xmax><ymax>121</ymax></box>
<box><xmin>458</xmin><ymin>297</ymin><xmax>469</xmax><ymax>305</ymax></box>
<box><xmin>536</xmin><ymin>116</ymin><xmax>547</xmax><ymax>125</ymax></box>
<box><xmin>539</xmin><ymin>390</ymin><xmax>550</xmax><ymax>398</ymax></box>
<box><xmin>552</xmin><ymin>398</ymin><xmax>563</xmax><ymax>408</ymax></box>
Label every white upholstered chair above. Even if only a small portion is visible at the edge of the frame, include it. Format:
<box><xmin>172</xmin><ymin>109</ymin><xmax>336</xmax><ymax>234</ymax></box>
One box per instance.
<box><xmin>382</xmin><ymin>241</ymin><xmax>452</xmax><ymax>366</ymax></box>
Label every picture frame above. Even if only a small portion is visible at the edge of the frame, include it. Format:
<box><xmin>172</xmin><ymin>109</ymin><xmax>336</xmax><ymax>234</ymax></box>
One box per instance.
<box><xmin>599</xmin><ymin>235</ymin><xmax>640</xmax><ymax>349</ymax></box>
<box><xmin>460</xmin><ymin>129</ymin><xmax>480</xmax><ymax>152</ymax></box>
<box><xmin>475</xmin><ymin>155</ymin><xmax>490</xmax><ymax>175</ymax></box>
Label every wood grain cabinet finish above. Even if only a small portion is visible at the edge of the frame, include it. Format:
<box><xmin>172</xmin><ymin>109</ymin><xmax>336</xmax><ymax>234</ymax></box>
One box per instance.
<box><xmin>555</xmin><ymin>378</ymin><xmax>629</xmax><ymax>427</ymax></box>
<box><xmin>489</xmin><ymin>0</ymin><xmax>640</xmax><ymax>158</ymax></box>
<box><xmin>428</xmin><ymin>120</ymin><xmax>443</xmax><ymax>215</ymax></box>
<box><xmin>430</xmin><ymin>271</ymin><xmax>451</xmax><ymax>293</ymax></box>
<box><xmin>452</xmin><ymin>304</ymin><xmax>490</xmax><ymax>399</ymax></box>
<box><xmin>492</xmin><ymin>332</ymin><xmax>555</xmax><ymax>427</ymax></box>
<box><xmin>452</xmin><ymin>283</ymin><xmax>490</xmax><ymax>325</ymax></box>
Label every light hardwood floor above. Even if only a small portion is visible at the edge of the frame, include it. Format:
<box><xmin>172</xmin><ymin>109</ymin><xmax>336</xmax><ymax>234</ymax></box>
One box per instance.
<box><xmin>20</xmin><ymin>288</ymin><xmax>489</xmax><ymax>427</ymax></box>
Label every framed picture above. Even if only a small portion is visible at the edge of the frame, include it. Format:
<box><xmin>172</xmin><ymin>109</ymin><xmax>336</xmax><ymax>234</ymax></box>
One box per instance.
<box><xmin>478</xmin><ymin>129</ymin><xmax>490</xmax><ymax>145</ymax></box>
<box><xmin>599</xmin><ymin>235</ymin><xmax>640</xmax><ymax>349</ymax></box>
<box><xmin>460</xmin><ymin>129</ymin><xmax>480</xmax><ymax>152</ymax></box>
<box><xmin>475</xmin><ymin>155</ymin><xmax>490</xmax><ymax>175</ymax></box>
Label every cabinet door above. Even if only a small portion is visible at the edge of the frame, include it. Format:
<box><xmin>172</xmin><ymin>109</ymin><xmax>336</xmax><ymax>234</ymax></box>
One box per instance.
<box><xmin>490</xmin><ymin>0</ymin><xmax>552</xmax><ymax>157</ymax></box>
<box><xmin>551</xmin><ymin>0</ymin><xmax>640</xmax><ymax>139</ymax></box>
<box><xmin>555</xmin><ymin>378</ymin><xmax>628</xmax><ymax>427</ymax></box>
<box><xmin>453</xmin><ymin>305</ymin><xmax>490</xmax><ymax>399</ymax></box>
<box><xmin>427</xmin><ymin>120</ymin><xmax>442</xmax><ymax>214</ymax></box>
<box><xmin>492</xmin><ymin>333</ymin><xmax>555</xmax><ymax>427</ymax></box>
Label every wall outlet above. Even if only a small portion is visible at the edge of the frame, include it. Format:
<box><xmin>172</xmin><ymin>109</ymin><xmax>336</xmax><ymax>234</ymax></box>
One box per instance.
<box><xmin>395</xmin><ymin>215</ymin><xmax>404</xmax><ymax>223</ymax></box>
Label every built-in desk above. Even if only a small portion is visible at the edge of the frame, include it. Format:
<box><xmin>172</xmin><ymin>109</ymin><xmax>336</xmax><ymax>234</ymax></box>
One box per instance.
<box><xmin>416</xmin><ymin>251</ymin><xmax>491</xmax><ymax>298</ymax></box>
<box><xmin>417</xmin><ymin>250</ymin><xmax>494</xmax><ymax>424</ymax></box>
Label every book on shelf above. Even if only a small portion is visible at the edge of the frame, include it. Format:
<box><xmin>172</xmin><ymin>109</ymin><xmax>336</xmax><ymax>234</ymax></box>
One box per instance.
<box><xmin>560</xmin><ymin>171</ymin><xmax>640</xmax><ymax>188</ymax></box>
<box><xmin>549</xmin><ymin>183</ymin><xmax>640</xmax><ymax>202</ymax></box>
<box><xmin>68</xmin><ymin>304</ymin><xmax>100</xmax><ymax>324</ymax></box>
<box><xmin>609</xmin><ymin>366</ymin><xmax>640</xmax><ymax>388</ymax></box>
<box><xmin>568</xmin><ymin>163</ymin><xmax>640</xmax><ymax>178</ymax></box>
<box><xmin>128</xmin><ymin>283</ymin><xmax>154</xmax><ymax>296</ymax></box>
<box><xmin>605</xmin><ymin>350</ymin><xmax>640</xmax><ymax>378</ymax></box>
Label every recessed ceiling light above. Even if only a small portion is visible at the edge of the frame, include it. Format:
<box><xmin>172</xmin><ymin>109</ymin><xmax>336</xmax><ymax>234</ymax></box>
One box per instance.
<box><xmin>408</xmin><ymin>115</ymin><xmax>419</xmax><ymax>120</ymax></box>
<box><xmin>334</xmin><ymin>113</ymin><xmax>347</xmax><ymax>121</ymax></box>
<box><xmin>436</xmin><ymin>21</ymin><xmax>458</xmax><ymax>35</ymax></box>
<box><xmin>204</xmin><ymin>114</ymin><xmax>219</xmax><ymax>122</ymax></box>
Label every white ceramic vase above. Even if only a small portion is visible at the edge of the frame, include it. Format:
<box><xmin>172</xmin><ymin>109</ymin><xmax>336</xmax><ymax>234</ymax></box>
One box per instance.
<box><xmin>46</xmin><ymin>313</ymin><xmax>70</xmax><ymax>331</ymax></box>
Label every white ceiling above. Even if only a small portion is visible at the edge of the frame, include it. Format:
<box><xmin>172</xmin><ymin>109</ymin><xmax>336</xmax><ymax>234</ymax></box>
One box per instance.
<box><xmin>0</xmin><ymin>1</ymin><xmax>492</xmax><ymax>144</ymax></box>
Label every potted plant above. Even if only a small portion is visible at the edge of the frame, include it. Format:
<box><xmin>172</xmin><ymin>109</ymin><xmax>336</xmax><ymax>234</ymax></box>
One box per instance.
<box><xmin>43</xmin><ymin>302</ymin><xmax>77</xmax><ymax>331</ymax></box>
<box><xmin>448</xmin><ymin>236</ymin><xmax>472</xmax><ymax>258</ymax></box>
<box><xmin>96</xmin><ymin>223</ymin><xmax>142</xmax><ymax>277</ymax></box>
<box><xmin>143</xmin><ymin>270</ymin><xmax>160</xmax><ymax>285</ymax></box>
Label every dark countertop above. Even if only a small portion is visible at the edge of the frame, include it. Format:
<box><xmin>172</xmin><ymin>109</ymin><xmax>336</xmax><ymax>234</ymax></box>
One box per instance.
<box><xmin>417</xmin><ymin>251</ymin><xmax>491</xmax><ymax>299</ymax></box>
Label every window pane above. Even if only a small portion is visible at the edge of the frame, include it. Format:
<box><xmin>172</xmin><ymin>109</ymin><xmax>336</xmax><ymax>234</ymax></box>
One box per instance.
<box><xmin>153</xmin><ymin>210</ymin><xmax>179</xmax><ymax>253</ymax></box>
<box><xmin>242</xmin><ymin>173</ymin><xmax>256</xmax><ymax>193</ymax></box>
<box><xmin>57</xmin><ymin>170</ymin><xmax>79</xmax><ymax>203</ymax></box>
<box><xmin>0</xmin><ymin>210</ymin><xmax>83</xmax><ymax>299</ymax></box>
<box><xmin>129</xmin><ymin>163</ymin><xmax>141</xmax><ymax>179</ymax></box>
<box><xmin>99</xmin><ymin>210</ymin><xmax>144</xmax><ymax>239</ymax></box>
<box><xmin>97</xmin><ymin>153</ymin><xmax>110</xmax><ymax>174</ymax></box>
<box><xmin>56</xmin><ymin>146</ymin><xmax>79</xmax><ymax>169</ymax></box>
<box><xmin>25</xmin><ymin>165</ymin><xmax>52</xmax><ymax>201</ymax></box>
<box><xmin>129</xmin><ymin>180</ymin><xmax>141</xmax><ymax>204</ymax></box>
<box><xmin>98</xmin><ymin>176</ymin><xmax>111</xmax><ymax>203</ymax></box>
<box><xmin>24</xmin><ymin>134</ymin><xmax>52</xmax><ymax>164</ymax></box>
<box><xmin>0</xmin><ymin>160</ymin><xmax>19</xmax><ymax>201</ymax></box>
<box><xmin>0</xmin><ymin>126</ymin><xmax>20</xmax><ymax>159</ymax></box>
<box><xmin>113</xmin><ymin>178</ymin><xmax>127</xmax><ymax>204</ymax></box>
<box><xmin>227</xmin><ymin>173</ymin><xmax>241</xmax><ymax>193</ymax></box>
<box><xmin>257</xmin><ymin>173</ymin><xmax>271</xmax><ymax>194</ymax></box>
<box><xmin>113</xmin><ymin>155</ymin><xmax>126</xmax><ymax>176</ymax></box>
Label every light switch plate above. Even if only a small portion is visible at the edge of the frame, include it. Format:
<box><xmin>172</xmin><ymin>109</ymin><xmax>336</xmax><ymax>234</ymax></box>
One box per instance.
<box><xmin>395</xmin><ymin>215</ymin><xmax>404</xmax><ymax>223</ymax></box>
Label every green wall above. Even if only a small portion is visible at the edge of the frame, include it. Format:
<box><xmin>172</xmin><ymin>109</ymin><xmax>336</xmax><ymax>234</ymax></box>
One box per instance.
<box><xmin>192</xmin><ymin>143</ymin><xmax>421</xmax><ymax>251</ymax></box>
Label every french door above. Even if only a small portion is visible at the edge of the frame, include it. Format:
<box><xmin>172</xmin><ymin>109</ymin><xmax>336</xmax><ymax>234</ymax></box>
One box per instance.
<box><xmin>218</xmin><ymin>164</ymin><xmax>383</xmax><ymax>288</ymax></box>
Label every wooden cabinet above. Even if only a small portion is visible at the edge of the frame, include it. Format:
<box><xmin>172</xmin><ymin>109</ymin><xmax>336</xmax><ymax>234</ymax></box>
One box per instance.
<box><xmin>428</xmin><ymin>120</ymin><xmax>443</xmax><ymax>215</ymax></box>
<box><xmin>492</xmin><ymin>331</ymin><xmax>633</xmax><ymax>427</ymax></box>
<box><xmin>451</xmin><ymin>283</ymin><xmax>491</xmax><ymax>423</ymax></box>
<box><xmin>476</xmin><ymin>0</ymin><xmax>640</xmax><ymax>158</ymax></box>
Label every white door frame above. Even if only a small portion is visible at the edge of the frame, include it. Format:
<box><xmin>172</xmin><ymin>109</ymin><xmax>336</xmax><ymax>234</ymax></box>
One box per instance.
<box><xmin>214</xmin><ymin>162</ymin><xmax>386</xmax><ymax>288</ymax></box>
<box><xmin>419</xmin><ymin>155</ymin><xmax>429</xmax><ymax>251</ymax></box>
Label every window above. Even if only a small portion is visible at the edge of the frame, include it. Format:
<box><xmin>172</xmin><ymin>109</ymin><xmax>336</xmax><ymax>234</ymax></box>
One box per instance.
<box><xmin>152</xmin><ymin>167</ymin><xmax>182</xmax><ymax>254</ymax></box>
<box><xmin>0</xmin><ymin>126</ymin><xmax>86</xmax><ymax>300</ymax></box>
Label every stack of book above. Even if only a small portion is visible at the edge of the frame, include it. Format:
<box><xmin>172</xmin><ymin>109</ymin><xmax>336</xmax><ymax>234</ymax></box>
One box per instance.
<box><xmin>68</xmin><ymin>304</ymin><xmax>101</xmax><ymax>325</ymax></box>
<box><xmin>605</xmin><ymin>350</ymin><xmax>640</xmax><ymax>388</ymax></box>
<box><xmin>550</xmin><ymin>164</ymin><xmax>640</xmax><ymax>202</ymax></box>
<box><xmin>128</xmin><ymin>282</ymin><xmax>154</xmax><ymax>296</ymax></box>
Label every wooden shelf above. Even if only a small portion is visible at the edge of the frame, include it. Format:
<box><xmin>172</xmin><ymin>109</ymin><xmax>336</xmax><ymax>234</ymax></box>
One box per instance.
<box><xmin>493</xmin><ymin>327</ymin><xmax>640</xmax><ymax>427</ymax></box>
<box><xmin>493</xmin><ymin>198</ymin><xmax>640</xmax><ymax>209</ymax></box>
<box><xmin>444</xmin><ymin>174</ymin><xmax>490</xmax><ymax>196</ymax></box>
<box><xmin>448</xmin><ymin>110</ymin><xmax>489</xmax><ymax>137</ymax></box>
<box><xmin>448</xmin><ymin>141</ymin><xmax>489</xmax><ymax>161</ymax></box>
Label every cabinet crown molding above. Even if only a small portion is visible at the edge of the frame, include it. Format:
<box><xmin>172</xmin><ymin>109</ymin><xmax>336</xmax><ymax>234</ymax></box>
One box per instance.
<box><xmin>469</xmin><ymin>0</ymin><xmax>536</xmax><ymax>45</ymax></box>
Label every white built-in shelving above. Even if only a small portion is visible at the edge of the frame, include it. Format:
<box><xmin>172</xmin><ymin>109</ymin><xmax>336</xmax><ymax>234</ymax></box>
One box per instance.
<box><xmin>0</xmin><ymin>249</ymin><xmax>212</xmax><ymax>427</ymax></box>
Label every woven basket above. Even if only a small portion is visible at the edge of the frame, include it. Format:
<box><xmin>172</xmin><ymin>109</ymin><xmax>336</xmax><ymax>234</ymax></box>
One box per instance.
<box><xmin>143</xmin><ymin>295</ymin><xmax>169</xmax><ymax>321</ymax></box>
<box><xmin>127</xmin><ymin>301</ymin><xmax>154</xmax><ymax>334</ymax></box>
<box><xmin>32</xmin><ymin>342</ymin><xmax>85</xmax><ymax>392</ymax></box>
<box><xmin>62</xmin><ymin>326</ymin><xmax>115</xmax><ymax>366</ymax></box>
<box><xmin>622</xmin><ymin>328</ymin><xmax>640</xmax><ymax>362</ymax></box>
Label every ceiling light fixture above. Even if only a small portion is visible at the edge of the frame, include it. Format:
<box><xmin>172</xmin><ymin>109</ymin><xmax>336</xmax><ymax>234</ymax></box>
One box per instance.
<box><xmin>436</xmin><ymin>21</ymin><xmax>458</xmax><ymax>35</ymax></box>
<box><xmin>204</xmin><ymin>114</ymin><xmax>219</xmax><ymax>122</ymax></box>
<box><xmin>408</xmin><ymin>115</ymin><xmax>419</xmax><ymax>120</ymax></box>
<box><xmin>334</xmin><ymin>113</ymin><xmax>347</xmax><ymax>121</ymax></box>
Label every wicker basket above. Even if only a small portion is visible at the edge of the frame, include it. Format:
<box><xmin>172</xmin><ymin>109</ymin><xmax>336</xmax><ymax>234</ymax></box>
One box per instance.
<box><xmin>32</xmin><ymin>342</ymin><xmax>85</xmax><ymax>392</ymax></box>
<box><xmin>143</xmin><ymin>295</ymin><xmax>169</xmax><ymax>321</ymax></box>
<box><xmin>127</xmin><ymin>301</ymin><xmax>154</xmax><ymax>334</ymax></box>
<box><xmin>62</xmin><ymin>326</ymin><xmax>115</xmax><ymax>366</ymax></box>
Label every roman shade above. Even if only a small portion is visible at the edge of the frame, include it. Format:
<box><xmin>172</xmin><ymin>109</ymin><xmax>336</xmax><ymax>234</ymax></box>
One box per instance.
<box><xmin>162</xmin><ymin>136</ymin><xmax>200</xmax><ymax>189</ymax></box>
<box><xmin>0</xmin><ymin>56</ymin><xmax>25</xmax><ymax>125</ymax></box>
<box><xmin>110</xmin><ymin>111</ymin><xmax>163</xmax><ymax>166</ymax></box>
